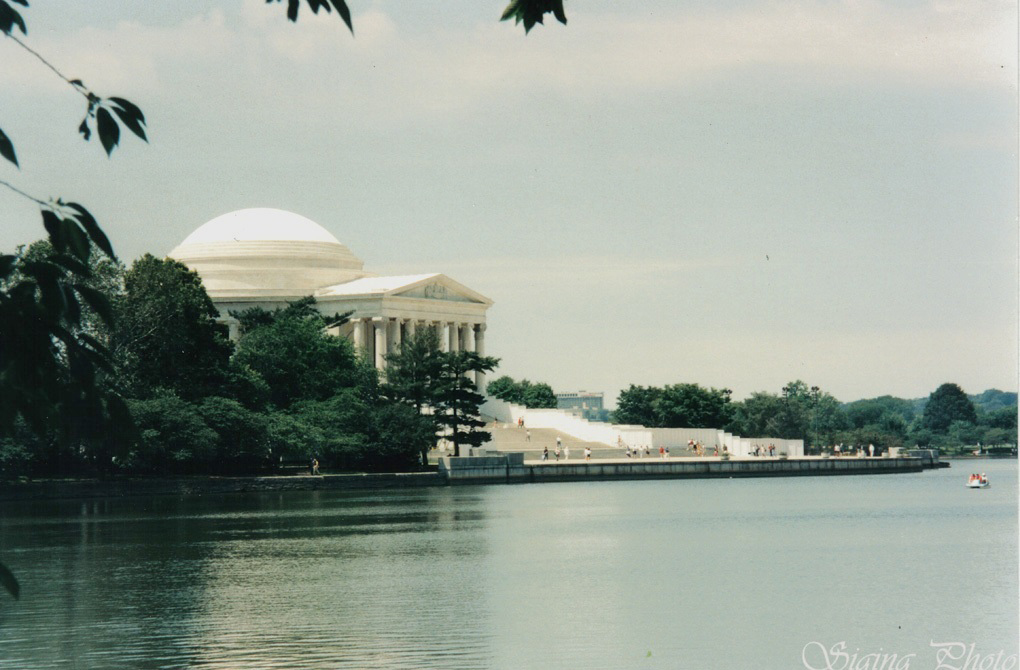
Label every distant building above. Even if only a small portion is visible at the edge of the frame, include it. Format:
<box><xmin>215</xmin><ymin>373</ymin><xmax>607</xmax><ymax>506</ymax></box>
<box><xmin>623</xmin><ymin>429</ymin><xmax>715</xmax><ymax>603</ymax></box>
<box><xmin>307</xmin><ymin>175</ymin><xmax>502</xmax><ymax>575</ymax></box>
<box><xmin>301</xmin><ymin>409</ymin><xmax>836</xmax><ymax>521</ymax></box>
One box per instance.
<box><xmin>556</xmin><ymin>391</ymin><xmax>606</xmax><ymax>421</ymax></box>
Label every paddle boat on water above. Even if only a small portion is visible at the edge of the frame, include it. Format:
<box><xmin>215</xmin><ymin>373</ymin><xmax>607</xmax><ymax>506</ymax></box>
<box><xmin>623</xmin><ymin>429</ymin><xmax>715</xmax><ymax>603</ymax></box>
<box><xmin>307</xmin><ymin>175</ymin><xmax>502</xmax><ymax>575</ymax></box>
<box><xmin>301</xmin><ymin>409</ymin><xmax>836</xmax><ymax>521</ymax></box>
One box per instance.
<box><xmin>967</xmin><ymin>473</ymin><xmax>990</xmax><ymax>489</ymax></box>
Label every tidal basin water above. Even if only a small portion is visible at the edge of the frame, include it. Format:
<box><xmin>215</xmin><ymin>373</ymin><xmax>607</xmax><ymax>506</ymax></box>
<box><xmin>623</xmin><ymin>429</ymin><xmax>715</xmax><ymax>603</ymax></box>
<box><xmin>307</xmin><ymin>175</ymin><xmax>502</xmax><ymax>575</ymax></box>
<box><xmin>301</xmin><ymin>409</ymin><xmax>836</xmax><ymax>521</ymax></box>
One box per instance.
<box><xmin>1</xmin><ymin>460</ymin><xmax>1016</xmax><ymax>669</ymax></box>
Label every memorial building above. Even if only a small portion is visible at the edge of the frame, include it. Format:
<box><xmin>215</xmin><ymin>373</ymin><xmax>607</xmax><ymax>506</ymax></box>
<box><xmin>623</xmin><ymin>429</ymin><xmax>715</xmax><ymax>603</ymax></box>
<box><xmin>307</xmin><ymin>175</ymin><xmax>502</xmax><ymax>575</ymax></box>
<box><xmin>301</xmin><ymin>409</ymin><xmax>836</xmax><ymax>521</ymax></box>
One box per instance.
<box><xmin>169</xmin><ymin>208</ymin><xmax>493</xmax><ymax>382</ymax></box>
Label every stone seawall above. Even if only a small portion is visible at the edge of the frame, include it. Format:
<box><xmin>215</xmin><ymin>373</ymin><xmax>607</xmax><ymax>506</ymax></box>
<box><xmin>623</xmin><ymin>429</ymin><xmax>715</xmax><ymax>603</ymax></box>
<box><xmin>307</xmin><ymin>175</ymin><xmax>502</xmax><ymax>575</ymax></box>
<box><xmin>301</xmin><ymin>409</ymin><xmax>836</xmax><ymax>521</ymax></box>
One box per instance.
<box><xmin>440</xmin><ymin>456</ymin><xmax>926</xmax><ymax>484</ymax></box>
<box><xmin>1</xmin><ymin>457</ymin><xmax>927</xmax><ymax>501</ymax></box>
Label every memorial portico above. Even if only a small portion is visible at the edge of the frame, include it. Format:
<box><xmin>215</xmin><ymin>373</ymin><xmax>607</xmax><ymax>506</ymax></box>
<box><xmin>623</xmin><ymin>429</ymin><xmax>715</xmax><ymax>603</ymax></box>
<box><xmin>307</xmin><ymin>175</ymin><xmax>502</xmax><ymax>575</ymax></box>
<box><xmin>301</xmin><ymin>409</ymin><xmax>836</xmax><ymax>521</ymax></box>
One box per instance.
<box><xmin>168</xmin><ymin>208</ymin><xmax>493</xmax><ymax>382</ymax></box>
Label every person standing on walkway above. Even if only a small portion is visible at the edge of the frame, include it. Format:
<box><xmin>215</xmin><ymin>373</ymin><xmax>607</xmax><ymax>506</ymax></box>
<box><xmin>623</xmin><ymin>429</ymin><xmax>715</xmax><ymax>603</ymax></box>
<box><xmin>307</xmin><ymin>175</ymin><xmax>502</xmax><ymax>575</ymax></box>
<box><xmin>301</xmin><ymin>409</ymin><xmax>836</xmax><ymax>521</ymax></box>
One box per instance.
<box><xmin>542</xmin><ymin>446</ymin><xmax>548</xmax><ymax>461</ymax></box>
<box><xmin>584</xmin><ymin>447</ymin><xmax>591</xmax><ymax>461</ymax></box>
<box><xmin>526</xmin><ymin>430</ymin><xmax>531</xmax><ymax>442</ymax></box>
<box><xmin>563</xmin><ymin>445</ymin><xmax>570</xmax><ymax>460</ymax></box>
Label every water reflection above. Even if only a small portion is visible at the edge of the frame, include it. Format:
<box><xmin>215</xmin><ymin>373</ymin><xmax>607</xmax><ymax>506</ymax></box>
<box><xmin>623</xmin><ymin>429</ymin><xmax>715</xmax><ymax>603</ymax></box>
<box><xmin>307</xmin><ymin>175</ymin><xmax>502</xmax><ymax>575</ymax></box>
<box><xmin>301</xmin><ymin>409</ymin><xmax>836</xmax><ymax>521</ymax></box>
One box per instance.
<box><xmin>0</xmin><ymin>462</ymin><xmax>1016</xmax><ymax>669</ymax></box>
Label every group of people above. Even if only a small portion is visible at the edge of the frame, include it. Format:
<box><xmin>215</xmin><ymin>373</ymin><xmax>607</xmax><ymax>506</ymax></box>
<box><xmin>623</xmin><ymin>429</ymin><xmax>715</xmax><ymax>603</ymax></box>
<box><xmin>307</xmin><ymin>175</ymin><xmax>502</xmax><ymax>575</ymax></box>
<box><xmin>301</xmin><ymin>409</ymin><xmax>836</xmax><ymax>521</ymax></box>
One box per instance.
<box><xmin>750</xmin><ymin>444</ymin><xmax>777</xmax><ymax>457</ymax></box>
<box><xmin>968</xmin><ymin>473</ymin><xmax>988</xmax><ymax>485</ymax></box>
<box><xmin>831</xmin><ymin>443</ymin><xmax>876</xmax><ymax>458</ymax></box>
<box><xmin>541</xmin><ymin>437</ymin><xmax>572</xmax><ymax>462</ymax></box>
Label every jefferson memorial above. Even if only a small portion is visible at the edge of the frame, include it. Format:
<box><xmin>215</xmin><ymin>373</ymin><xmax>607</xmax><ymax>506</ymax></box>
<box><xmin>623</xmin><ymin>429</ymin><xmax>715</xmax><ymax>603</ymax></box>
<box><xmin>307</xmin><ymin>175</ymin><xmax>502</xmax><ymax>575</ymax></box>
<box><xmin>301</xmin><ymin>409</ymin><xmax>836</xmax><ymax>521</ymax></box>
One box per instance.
<box><xmin>168</xmin><ymin>208</ymin><xmax>493</xmax><ymax>376</ymax></box>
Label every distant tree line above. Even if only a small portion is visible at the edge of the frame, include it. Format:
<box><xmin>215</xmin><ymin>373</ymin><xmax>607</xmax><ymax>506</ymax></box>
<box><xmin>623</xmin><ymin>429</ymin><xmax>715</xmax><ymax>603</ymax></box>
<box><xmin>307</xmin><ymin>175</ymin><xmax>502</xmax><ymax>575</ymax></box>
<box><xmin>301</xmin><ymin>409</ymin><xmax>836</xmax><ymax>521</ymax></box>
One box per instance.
<box><xmin>614</xmin><ymin>380</ymin><xmax>1016</xmax><ymax>453</ymax></box>
<box><xmin>0</xmin><ymin>244</ymin><xmax>496</xmax><ymax>479</ymax></box>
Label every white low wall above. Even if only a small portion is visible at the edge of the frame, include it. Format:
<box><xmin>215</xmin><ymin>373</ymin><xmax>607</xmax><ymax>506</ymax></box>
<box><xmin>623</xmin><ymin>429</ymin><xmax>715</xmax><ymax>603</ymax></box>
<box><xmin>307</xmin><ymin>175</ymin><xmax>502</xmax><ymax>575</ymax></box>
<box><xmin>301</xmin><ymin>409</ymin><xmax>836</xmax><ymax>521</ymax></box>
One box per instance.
<box><xmin>480</xmin><ymin>396</ymin><xmax>804</xmax><ymax>456</ymax></box>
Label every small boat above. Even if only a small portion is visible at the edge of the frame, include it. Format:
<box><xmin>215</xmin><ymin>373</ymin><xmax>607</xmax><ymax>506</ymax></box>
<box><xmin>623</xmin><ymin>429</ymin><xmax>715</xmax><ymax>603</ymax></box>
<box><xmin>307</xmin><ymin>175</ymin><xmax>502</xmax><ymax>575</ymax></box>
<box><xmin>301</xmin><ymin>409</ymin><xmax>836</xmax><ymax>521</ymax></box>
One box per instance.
<box><xmin>967</xmin><ymin>475</ymin><xmax>990</xmax><ymax>489</ymax></box>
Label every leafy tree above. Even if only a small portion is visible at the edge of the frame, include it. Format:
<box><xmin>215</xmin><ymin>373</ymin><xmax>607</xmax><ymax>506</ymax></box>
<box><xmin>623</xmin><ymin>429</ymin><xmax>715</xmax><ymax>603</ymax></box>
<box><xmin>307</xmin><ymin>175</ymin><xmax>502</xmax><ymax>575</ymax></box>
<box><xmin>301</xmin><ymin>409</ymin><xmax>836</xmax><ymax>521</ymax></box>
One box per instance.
<box><xmin>521</xmin><ymin>381</ymin><xmax>557</xmax><ymax>408</ymax></box>
<box><xmin>384</xmin><ymin>328</ymin><xmax>447</xmax><ymax>413</ymax></box>
<box><xmin>434</xmin><ymin>351</ymin><xmax>499</xmax><ymax>457</ymax></box>
<box><xmin>982</xmin><ymin>405</ymin><xmax>1017</xmax><ymax>430</ymax></box>
<box><xmin>614</xmin><ymin>385</ymin><xmax>664</xmax><ymax>426</ymax></box>
<box><xmin>124</xmin><ymin>393</ymin><xmax>217</xmax><ymax>474</ymax></box>
<box><xmin>233</xmin><ymin>302</ymin><xmax>366</xmax><ymax>409</ymax></box>
<box><xmin>196</xmin><ymin>396</ymin><xmax>271</xmax><ymax>474</ymax></box>
<box><xmin>484</xmin><ymin>375</ymin><xmax>557</xmax><ymax>408</ymax></box>
<box><xmin>921</xmin><ymin>383</ymin><xmax>977</xmax><ymax>432</ymax></box>
<box><xmin>968</xmin><ymin>389</ymin><xmax>1018</xmax><ymax>413</ymax></box>
<box><xmin>655</xmin><ymin>384</ymin><xmax>732</xmax><ymax>428</ymax></box>
<box><xmin>845</xmin><ymin>396</ymin><xmax>915</xmax><ymax>429</ymax></box>
<box><xmin>115</xmin><ymin>255</ymin><xmax>233</xmax><ymax>401</ymax></box>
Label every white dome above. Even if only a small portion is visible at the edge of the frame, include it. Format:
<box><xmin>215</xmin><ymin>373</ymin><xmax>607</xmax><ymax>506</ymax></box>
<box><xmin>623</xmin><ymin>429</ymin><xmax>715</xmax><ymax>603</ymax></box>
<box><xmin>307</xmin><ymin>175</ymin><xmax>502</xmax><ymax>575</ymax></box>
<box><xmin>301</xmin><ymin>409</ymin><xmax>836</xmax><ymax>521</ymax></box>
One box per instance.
<box><xmin>169</xmin><ymin>208</ymin><xmax>371</xmax><ymax>299</ymax></box>
<box><xmin>179</xmin><ymin>208</ymin><xmax>342</xmax><ymax>246</ymax></box>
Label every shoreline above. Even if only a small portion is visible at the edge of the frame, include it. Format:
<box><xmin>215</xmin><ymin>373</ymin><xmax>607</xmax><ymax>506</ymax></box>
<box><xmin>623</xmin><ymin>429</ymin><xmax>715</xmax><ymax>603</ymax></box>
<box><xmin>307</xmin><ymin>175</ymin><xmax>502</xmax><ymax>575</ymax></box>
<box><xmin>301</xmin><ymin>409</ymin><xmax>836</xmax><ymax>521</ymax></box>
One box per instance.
<box><xmin>1</xmin><ymin>455</ymin><xmax>935</xmax><ymax>501</ymax></box>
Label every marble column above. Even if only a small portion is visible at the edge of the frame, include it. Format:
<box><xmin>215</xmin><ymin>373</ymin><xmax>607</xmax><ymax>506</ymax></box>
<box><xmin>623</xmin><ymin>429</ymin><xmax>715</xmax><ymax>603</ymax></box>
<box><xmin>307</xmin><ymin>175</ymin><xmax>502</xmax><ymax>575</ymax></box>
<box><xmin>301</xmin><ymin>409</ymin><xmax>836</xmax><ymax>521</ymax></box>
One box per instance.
<box><xmin>474</xmin><ymin>324</ymin><xmax>487</xmax><ymax>390</ymax></box>
<box><xmin>462</xmin><ymin>323</ymin><xmax>475</xmax><ymax>353</ymax></box>
<box><xmin>390</xmin><ymin>317</ymin><xmax>403</xmax><ymax>353</ymax></box>
<box><xmin>373</xmin><ymin>317</ymin><xmax>388</xmax><ymax>369</ymax></box>
<box><xmin>351</xmin><ymin>317</ymin><xmax>365</xmax><ymax>354</ymax></box>
<box><xmin>448</xmin><ymin>322</ymin><xmax>460</xmax><ymax>352</ymax></box>
<box><xmin>406</xmin><ymin>319</ymin><xmax>416</xmax><ymax>340</ymax></box>
<box><xmin>437</xmin><ymin>321</ymin><xmax>449</xmax><ymax>352</ymax></box>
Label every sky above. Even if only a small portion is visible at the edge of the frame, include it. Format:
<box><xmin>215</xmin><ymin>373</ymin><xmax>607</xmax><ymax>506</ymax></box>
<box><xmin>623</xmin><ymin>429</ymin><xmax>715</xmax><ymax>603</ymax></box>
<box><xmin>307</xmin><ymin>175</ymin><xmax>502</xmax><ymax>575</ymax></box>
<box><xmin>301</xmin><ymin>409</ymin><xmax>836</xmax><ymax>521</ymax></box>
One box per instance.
<box><xmin>1</xmin><ymin>0</ymin><xmax>1016</xmax><ymax>407</ymax></box>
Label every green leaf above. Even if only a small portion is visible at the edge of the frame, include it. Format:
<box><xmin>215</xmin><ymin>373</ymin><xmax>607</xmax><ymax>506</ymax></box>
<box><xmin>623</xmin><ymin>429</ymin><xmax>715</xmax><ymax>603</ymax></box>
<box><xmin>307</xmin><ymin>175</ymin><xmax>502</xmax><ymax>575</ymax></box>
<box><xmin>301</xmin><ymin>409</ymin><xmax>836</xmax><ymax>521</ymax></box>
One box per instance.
<box><xmin>78</xmin><ymin>117</ymin><xmax>91</xmax><ymax>141</ymax></box>
<box><xmin>42</xmin><ymin>209</ymin><xmax>66</xmax><ymax>253</ymax></box>
<box><xmin>0</xmin><ymin>561</ymin><xmax>19</xmax><ymax>600</ymax></box>
<box><xmin>95</xmin><ymin>106</ymin><xmax>120</xmax><ymax>156</ymax></box>
<box><xmin>0</xmin><ymin>1</ymin><xmax>27</xmax><ymax>36</ymax></box>
<box><xmin>106</xmin><ymin>96</ymin><xmax>146</xmax><ymax>125</ymax></box>
<box><xmin>107</xmin><ymin>97</ymin><xmax>147</xmax><ymax>141</ymax></box>
<box><xmin>65</xmin><ymin>202</ymin><xmax>114</xmax><ymax>258</ymax></box>
<box><xmin>64</xmin><ymin>219</ymin><xmax>91</xmax><ymax>263</ymax></box>
<box><xmin>499</xmin><ymin>0</ymin><xmax>567</xmax><ymax>33</ymax></box>
<box><xmin>328</xmin><ymin>0</ymin><xmax>353</xmax><ymax>33</ymax></box>
<box><xmin>74</xmin><ymin>283</ymin><xmax>115</xmax><ymax>326</ymax></box>
<box><xmin>0</xmin><ymin>126</ymin><xmax>18</xmax><ymax>168</ymax></box>
<box><xmin>49</xmin><ymin>253</ymin><xmax>91</xmax><ymax>277</ymax></box>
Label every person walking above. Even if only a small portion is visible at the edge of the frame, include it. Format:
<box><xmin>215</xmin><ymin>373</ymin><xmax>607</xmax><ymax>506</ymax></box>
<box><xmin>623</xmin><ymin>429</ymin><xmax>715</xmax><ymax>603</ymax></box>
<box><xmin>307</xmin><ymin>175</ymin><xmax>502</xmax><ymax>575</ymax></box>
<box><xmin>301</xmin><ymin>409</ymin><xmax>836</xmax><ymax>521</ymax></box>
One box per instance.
<box><xmin>542</xmin><ymin>446</ymin><xmax>549</xmax><ymax>461</ymax></box>
<box><xmin>563</xmin><ymin>445</ymin><xmax>570</xmax><ymax>460</ymax></box>
<box><xmin>584</xmin><ymin>447</ymin><xmax>591</xmax><ymax>461</ymax></box>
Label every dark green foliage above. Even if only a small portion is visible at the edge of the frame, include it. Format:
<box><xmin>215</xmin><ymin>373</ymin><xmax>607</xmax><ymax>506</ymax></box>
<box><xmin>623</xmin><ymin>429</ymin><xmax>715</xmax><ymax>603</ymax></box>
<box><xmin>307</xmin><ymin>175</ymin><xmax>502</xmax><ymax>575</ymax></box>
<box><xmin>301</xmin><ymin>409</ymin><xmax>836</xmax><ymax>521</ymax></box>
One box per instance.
<box><xmin>386</xmin><ymin>333</ymin><xmax>499</xmax><ymax>459</ymax></box>
<box><xmin>197</xmin><ymin>396</ymin><xmax>271</xmax><ymax>473</ymax></box>
<box><xmin>983</xmin><ymin>405</ymin><xmax>1017</xmax><ymax>430</ymax></box>
<box><xmin>116</xmin><ymin>255</ymin><xmax>233</xmax><ymax>401</ymax></box>
<box><xmin>485</xmin><ymin>374</ymin><xmax>556</xmax><ymax>408</ymax></box>
<box><xmin>268</xmin><ymin>0</ymin><xmax>353</xmax><ymax>32</ymax></box>
<box><xmin>845</xmin><ymin>396</ymin><xmax>915</xmax><ymax>429</ymax></box>
<box><xmin>922</xmin><ymin>383</ymin><xmax>977</xmax><ymax>432</ymax></box>
<box><xmin>124</xmin><ymin>394</ymin><xmax>218</xmax><ymax>473</ymax></box>
<box><xmin>614</xmin><ymin>385</ymin><xmax>663</xmax><ymax>427</ymax></box>
<box><xmin>616</xmin><ymin>383</ymin><xmax>732</xmax><ymax>429</ymax></box>
<box><xmin>969</xmin><ymin>389</ymin><xmax>1018</xmax><ymax>413</ymax></box>
<box><xmin>74</xmin><ymin>91</ymin><xmax>147</xmax><ymax>157</ymax></box>
<box><xmin>266</xmin><ymin>0</ymin><xmax>567</xmax><ymax>35</ymax></box>
<box><xmin>500</xmin><ymin>0</ymin><xmax>567</xmax><ymax>33</ymax></box>
<box><xmin>384</xmin><ymin>328</ymin><xmax>446</xmax><ymax>413</ymax></box>
<box><xmin>0</xmin><ymin>126</ymin><xmax>17</xmax><ymax>167</ymax></box>
<box><xmin>233</xmin><ymin>307</ymin><xmax>367</xmax><ymax>408</ymax></box>
<box><xmin>433</xmin><ymin>351</ymin><xmax>499</xmax><ymax>457</ymax></box>
<box><xmin>0</xmin><ymin>224</ymin><xmax>128</xmax><ymax>447</ymax></box>
<box><xmin>0</xmin><ymin>0</ymin><xmax>28</xmax><ymax>37</ymax></box>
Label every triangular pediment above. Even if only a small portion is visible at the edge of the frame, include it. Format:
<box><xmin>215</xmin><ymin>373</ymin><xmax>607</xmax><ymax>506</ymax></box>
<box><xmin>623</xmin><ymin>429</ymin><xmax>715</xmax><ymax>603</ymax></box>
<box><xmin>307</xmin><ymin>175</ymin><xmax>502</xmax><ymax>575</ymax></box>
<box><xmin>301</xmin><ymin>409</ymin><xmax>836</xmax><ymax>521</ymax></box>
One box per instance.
<box><xmin>394</xmin><ymin>276</ymin><xmax>490</xmax><ymax>304</ymax></box>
